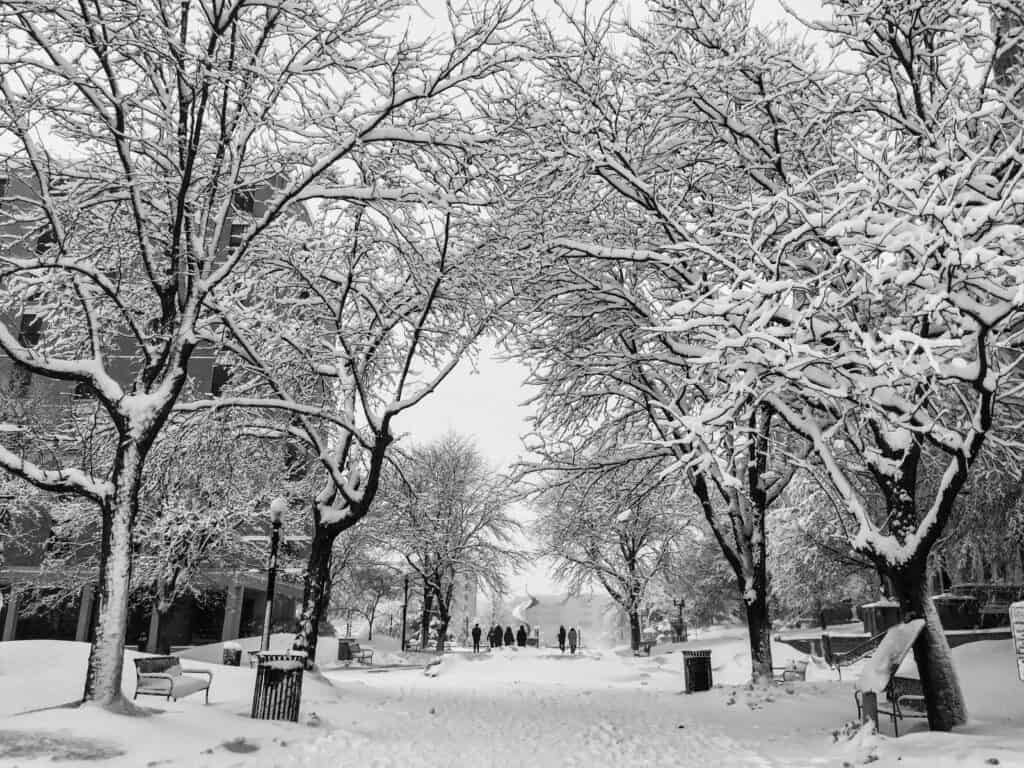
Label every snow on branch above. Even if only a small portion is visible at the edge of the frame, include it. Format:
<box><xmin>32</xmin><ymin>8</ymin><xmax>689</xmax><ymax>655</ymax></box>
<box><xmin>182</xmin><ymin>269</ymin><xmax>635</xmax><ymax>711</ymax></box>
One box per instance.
<box><xmin>0</xmin><ymin>440</ymin><xmax>111</xmax><ymax>502</ymax></box>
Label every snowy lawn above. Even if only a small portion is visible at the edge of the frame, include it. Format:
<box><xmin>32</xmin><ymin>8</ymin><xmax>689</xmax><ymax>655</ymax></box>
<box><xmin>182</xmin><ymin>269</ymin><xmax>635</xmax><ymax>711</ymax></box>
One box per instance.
<box><xmin>1</xmin><ymin>628</ymin><xmax>1023</xmax><ymax>766</ymax></box>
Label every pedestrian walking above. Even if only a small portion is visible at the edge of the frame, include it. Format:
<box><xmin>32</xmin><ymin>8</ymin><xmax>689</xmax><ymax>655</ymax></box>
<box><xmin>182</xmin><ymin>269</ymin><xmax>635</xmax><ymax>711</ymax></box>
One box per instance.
<box><xmin>516</xmin><ymin>625</ymin><xmax>527</xmax><ymax>647</ymax></box>
<box><xmin>568</xmin><ymin>626</ymin><xmax>578</xmax><ymax>655</ymax></box>
<box><xmin>557</xmin><ymin>625</ymin><xmax>567</xmax><ymax>653</ymax></box>
<box><xmin>503</xmin><ymin>625</ymin><xmax>514</xmax><ymax>646</ymax></box>
<box><xmin>489</xmin><ymin>625</ymin><xmax>499</xmax><ymax>649</ymax></box>
<box><xmin>472</xmin><ymin>623</ymin><xmax>482</xmax><ymax>653</ymax></box>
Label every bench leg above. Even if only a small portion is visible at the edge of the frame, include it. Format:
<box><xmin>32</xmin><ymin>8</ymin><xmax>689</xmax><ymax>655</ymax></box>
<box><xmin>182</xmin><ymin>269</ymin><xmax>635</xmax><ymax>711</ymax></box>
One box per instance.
<box><xmin>205</xmin><ymin>688</ymin><xmax>209</xmax><ymax>705</ymax></box>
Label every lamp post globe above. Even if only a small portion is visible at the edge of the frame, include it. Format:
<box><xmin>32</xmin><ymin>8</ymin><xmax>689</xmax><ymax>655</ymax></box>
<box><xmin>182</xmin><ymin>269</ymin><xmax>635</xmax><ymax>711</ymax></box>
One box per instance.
<box><xmin>269</xmin><ymin>497</ymin><xmax>288</xmax><ymax>525</ymax></box>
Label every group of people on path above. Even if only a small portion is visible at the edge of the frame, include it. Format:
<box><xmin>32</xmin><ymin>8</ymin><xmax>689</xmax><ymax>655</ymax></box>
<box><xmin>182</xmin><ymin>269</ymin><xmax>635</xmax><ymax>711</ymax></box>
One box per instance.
<box><xmin>470</xmin><ymin>623</ymin><xmax>530</xmax><ymax>652</ymax></box>
<box><xmin>556</xmin><ymin>625</ymin><xmax>578</xmax><ymax>654</ymax></box>
<box><xmin>468</xmin><ymin>623</ymin><xmax>578</xmax><ymax>654</ymax></box>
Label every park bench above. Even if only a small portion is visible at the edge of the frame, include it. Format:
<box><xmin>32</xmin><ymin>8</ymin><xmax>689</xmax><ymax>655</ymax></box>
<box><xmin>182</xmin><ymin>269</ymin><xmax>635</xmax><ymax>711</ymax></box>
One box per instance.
<box><xmin>772</xmin><ymin>658</ymin><xmax>809</xmax><ymax>683</ymax></box>
<box><xmin>852</xmin><ymin>619</ymin><xmax>927</xmax><ymax>736</ymax></box>
<box><xmin>338</xmin><ymin>639</ymin><xmax>374</xmax><ymax>665</ymax></box>
<box><xmin>635</xmin><ymin>641</ymin><xmax>654</xmax><ymax>657</ymax></box>
<box><xmin>821</xmin><ymin>630</ymin><xmax>888</xmax><ymax>680</ymax></box>
<box><xmin>133</xmin><ymin>656</ymin><xmax>212</xmax><ymax>703</ymax></box>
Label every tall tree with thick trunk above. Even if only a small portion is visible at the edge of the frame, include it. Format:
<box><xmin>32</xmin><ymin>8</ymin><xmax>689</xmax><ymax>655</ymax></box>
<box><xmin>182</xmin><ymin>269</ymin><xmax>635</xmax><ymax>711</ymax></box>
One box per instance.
<box><xmin>653</xmin><ymin>0</ymin><xmax>1024</xmax><ymax>729</ymax></box>
<box><xmin>0</xmin><ymin>0</ymin><xmax>521</xmax><ymax>705</ymax></box>
<box><xmin>485</xmin><ymin>0</ymin><xmax>816</xmax><ymax>683</ymax></box>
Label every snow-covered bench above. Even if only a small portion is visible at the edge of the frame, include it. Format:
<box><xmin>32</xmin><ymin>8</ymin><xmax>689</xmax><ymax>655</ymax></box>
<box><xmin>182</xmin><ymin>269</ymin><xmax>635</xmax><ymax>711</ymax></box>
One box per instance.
<box><xmin>133</xmin><ymin>656</ymin><xmax>212</xmax><ymax>703</ymax></box>
<box><xmin>853</xmin><ymin>619</ymin><xmax>927</xmax><ymax>736</ymax></box>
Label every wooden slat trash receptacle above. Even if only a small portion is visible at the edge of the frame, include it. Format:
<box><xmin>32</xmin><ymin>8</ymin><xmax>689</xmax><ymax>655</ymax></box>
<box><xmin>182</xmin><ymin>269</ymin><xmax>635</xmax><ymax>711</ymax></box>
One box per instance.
<box><xmin>682</xmin><ymin>649</ymin><xmax>713</xmax><ymax>692</ymax></box>
<box><xmin>251</xmin><ymin>652</ymin><xmax>305</xmax><ymax>722</ymax></box>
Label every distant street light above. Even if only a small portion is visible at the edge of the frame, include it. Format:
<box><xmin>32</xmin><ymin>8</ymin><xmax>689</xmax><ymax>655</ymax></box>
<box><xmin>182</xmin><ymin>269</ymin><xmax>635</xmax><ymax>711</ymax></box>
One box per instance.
<box><xmin>672</xmin><ymin>597</ymin><xmax>687</xmax><ymax>642</ymax></box>
<box><xmin>400</xmin><ymin>573</ymin><xmax>410</xmax><ymax>652</ymax></box>
<box><xmin>260</xmin><ymin>497</ymin><xmax>288</xmax><ymax>653</ymax></box>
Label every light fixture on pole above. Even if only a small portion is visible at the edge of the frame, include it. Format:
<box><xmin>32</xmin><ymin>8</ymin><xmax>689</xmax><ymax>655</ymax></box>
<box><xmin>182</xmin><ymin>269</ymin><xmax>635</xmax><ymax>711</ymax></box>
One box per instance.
<box><xmin>672</xmin><ymin>597</ymin><xmax>687</xmax><ymax>642</ymax></box>
<box><xmin>260</xmin><ymin>497</ymin><xmax>288</xmax><ymax>653</ymax></box>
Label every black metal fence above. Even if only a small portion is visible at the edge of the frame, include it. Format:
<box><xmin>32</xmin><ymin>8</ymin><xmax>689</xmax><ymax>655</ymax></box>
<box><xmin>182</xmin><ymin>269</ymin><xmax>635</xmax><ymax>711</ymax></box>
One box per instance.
<box><xmin>250</xmin><ymin>652</ymin><xmax>305</xmax><ymax>722</ymax></box>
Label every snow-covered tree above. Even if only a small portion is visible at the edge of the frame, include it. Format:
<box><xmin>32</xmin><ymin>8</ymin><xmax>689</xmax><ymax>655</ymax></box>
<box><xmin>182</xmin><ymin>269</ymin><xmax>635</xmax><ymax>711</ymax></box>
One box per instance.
<box><xmin>375</xmin><ymin>433</ymin><xmax>521</xmax><ymax>651</ymax></box>
<box><xmin>0</xmin><ymin>0</ymin><xmax>522</xmax><ymax>707</ymax></box>
<box><xmin>193</xmin><ymin>187</ymin><xmax>520</xmax><ymax>664</ymax></box>
<box><xmin>332</xmin><ymin>562</ymin><xmax>401</xmax><ymax>641</ymax></box>
<box><xmin>131</xmin><ymin>412</ymin><xmax>300</xmax><ymax>653</ymax></box>
<box><xmin>488</xmin><ymin>2</ymin><xmax>814</xmax><ymax>682</ymax></box>
<box><xmin>642</xmin><ymin>0</ymin><xmax>1024</xmax><ymax>730</ymax></box>
<box><xmin>534</xmin><ymin>458</ymin><xmax>689</xmax><ymax>651</ymax></box>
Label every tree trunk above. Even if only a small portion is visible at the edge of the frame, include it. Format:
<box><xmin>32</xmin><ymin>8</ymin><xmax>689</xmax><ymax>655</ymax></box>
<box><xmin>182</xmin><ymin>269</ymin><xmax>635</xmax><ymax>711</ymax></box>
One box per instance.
<box><xmin>745</xmin><ymin>588</ymin><xmax>773</xmax><ymax>684</ymax></box>
<box><xmin>435</xmin><ymin>593</ymin><xmax>451</xmax><ymax>653</ymax></box>
<box><xmin>435</xmin><ymin>614</ymin><xmax>450</xmax><ymax>653</ymax></box>
<box><xmin>891</xmin><ymin>564</ymin><xmax>967</xmax><ymax>731</ymax></box>
<box><xmin>155</xmin><ymin>604</ymin><xmax>172</xmax><ymax>656</ymax></box>
<box><xmin>292</xmin><ymin>525</ymin><xmax>336</xmax><ymax>669</ymax></box>
<box><xmin>366</xmin><ymin>602</ymin><xmax>377</xmax><ymax>640</ymax></box>
<box><xmin>83</xmin><ymin>445</ymin><xmax>143</xmax><ymax>710</ymax></box>
<box><xmin>420</xmin><ymin>583</ymin><xmax>433</xmax><ymax>650</ymax></box>
<box><xmin>628</xmin><ymin>609</ymin><xmax>642</xmax><ymax>652</ymax></box>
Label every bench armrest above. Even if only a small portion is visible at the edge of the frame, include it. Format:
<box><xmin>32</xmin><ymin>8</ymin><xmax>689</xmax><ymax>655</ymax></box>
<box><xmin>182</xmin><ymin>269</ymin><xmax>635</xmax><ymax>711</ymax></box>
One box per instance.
<box><xmin>137</xmin><ymin>673</ymin><xmax>175</xmax><ymax>691</ymax></box>
<box><xmin>180</xmin><ymin>668</ymin><xmax>213</xmax><ymax>683</ymax></box>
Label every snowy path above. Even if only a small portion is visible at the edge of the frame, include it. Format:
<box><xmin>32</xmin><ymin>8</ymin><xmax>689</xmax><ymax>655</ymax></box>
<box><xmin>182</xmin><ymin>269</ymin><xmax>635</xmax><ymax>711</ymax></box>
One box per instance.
<box><xmin>280</xmin><ymin>649</ymin><xmax>794</xmax><ymax>768</ymax></box>
<box><xmin>293</xmin><ymin>677</ymin><xmax>781</xmax><ymax>768</ymax></box>
<box><xmin>13</xmin><ymin>637</ymin><xmax>1024</xmax><ymax>767</ymax></box>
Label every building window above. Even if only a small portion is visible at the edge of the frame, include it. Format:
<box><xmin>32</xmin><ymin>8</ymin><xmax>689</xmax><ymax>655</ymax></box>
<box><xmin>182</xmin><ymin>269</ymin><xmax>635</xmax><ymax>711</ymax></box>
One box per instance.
<box><xmin>210</xmin><ymin>363</ymin><xmax>230</xmax><ymax>397</ymax></box>
<box><xmin>18</xmin><ymin>313</ymin><xmax>42</xmax><ymax>347</ymax></box>
<box><xmin>228</xmin><ymin>223</ymin><xmax>245</xmax><ymax>250</ymax></box>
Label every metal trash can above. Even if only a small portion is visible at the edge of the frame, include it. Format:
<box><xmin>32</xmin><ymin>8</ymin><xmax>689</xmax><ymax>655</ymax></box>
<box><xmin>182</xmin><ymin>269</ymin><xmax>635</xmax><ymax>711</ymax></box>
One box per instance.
<box><xmin>222</xmin><ymin>645</ymin><xmax>242</xmax><ymax>666</ymax></box>
<box><xmin>860</xmin><ymin>601</ymin><xmax>901</xmax><ymax>636</ymax></box>
<box><xmin>338</xmin><ymin>638</ymin><xmax>355</xmax><ymax>662</ymax></box>
<box><xmin>682</xmin><ymin>649</ymin><xmax>713</xmax><ymax>692</ymax></box>
<box><xmin>251</xmin><ymin>652</ymin><xmax>305</xmax><ymax>722</ymax></box>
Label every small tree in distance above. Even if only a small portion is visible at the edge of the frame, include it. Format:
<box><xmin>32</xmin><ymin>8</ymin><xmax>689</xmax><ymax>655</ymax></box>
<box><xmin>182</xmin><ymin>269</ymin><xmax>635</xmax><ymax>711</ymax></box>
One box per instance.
<box><xmin>376</xmin><ymin>433</ymin><xmax>522</xmax><ymax>652</ymax></box>
<box><xmin>534</xmin><ymin>458</ymin><xmax>689</xmax><ymax>652</ymax></box>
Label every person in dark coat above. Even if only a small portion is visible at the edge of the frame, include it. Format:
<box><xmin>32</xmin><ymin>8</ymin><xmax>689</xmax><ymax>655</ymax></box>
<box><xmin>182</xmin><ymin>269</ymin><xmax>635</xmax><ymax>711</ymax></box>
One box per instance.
<box><xmin>516</xmin><ymin>625</ymin><xmax>527</xmax><ymax>647</ymax></box>
<box><xmin>557</xmin><ymin>625</ymin><xmax>567</xmax><ymax>653</ymax></box>
<box><xmin>489</xmin><ymin>625</ymin><xmax>499</xmax><ymax>649</ymax></box>
<box><xmin>503</xmin><ymin>625</ymin><xmax>514</xmax><ymax>646</ymax></box>
<box><xmin>471</xmin><ymin>623</ymin><xmax>482</xmax><ymax>653</ymax></box>
<box><xmin>568</xmin><ymin>626</ymin><xmax>578</xmax><ymax>655</ymax></box>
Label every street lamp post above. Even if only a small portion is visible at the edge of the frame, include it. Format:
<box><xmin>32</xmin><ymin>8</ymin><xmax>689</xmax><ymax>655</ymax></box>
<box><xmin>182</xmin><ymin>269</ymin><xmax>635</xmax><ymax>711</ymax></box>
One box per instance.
<box><xmin>260</xmin><ymin>497</ymin><xmax>288</xmax><ymax>653</ymax></box>
<box><xmin>672</xmin><ymin>597</ymin><xmax>687</xmax><ymax>642</ymax></box>
<box><xmin>400</xmin><ymin>574</ymin><xmax>410</xmax><ymax>652</ymax></box>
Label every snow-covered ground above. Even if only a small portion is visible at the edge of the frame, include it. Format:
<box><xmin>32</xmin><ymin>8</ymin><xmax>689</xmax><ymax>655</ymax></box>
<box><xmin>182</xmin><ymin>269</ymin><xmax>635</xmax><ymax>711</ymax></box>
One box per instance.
<box><xmin>1</xmin><ymin>627</ymin><xmax>1023</xmax><ymax>767</ymax></box>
